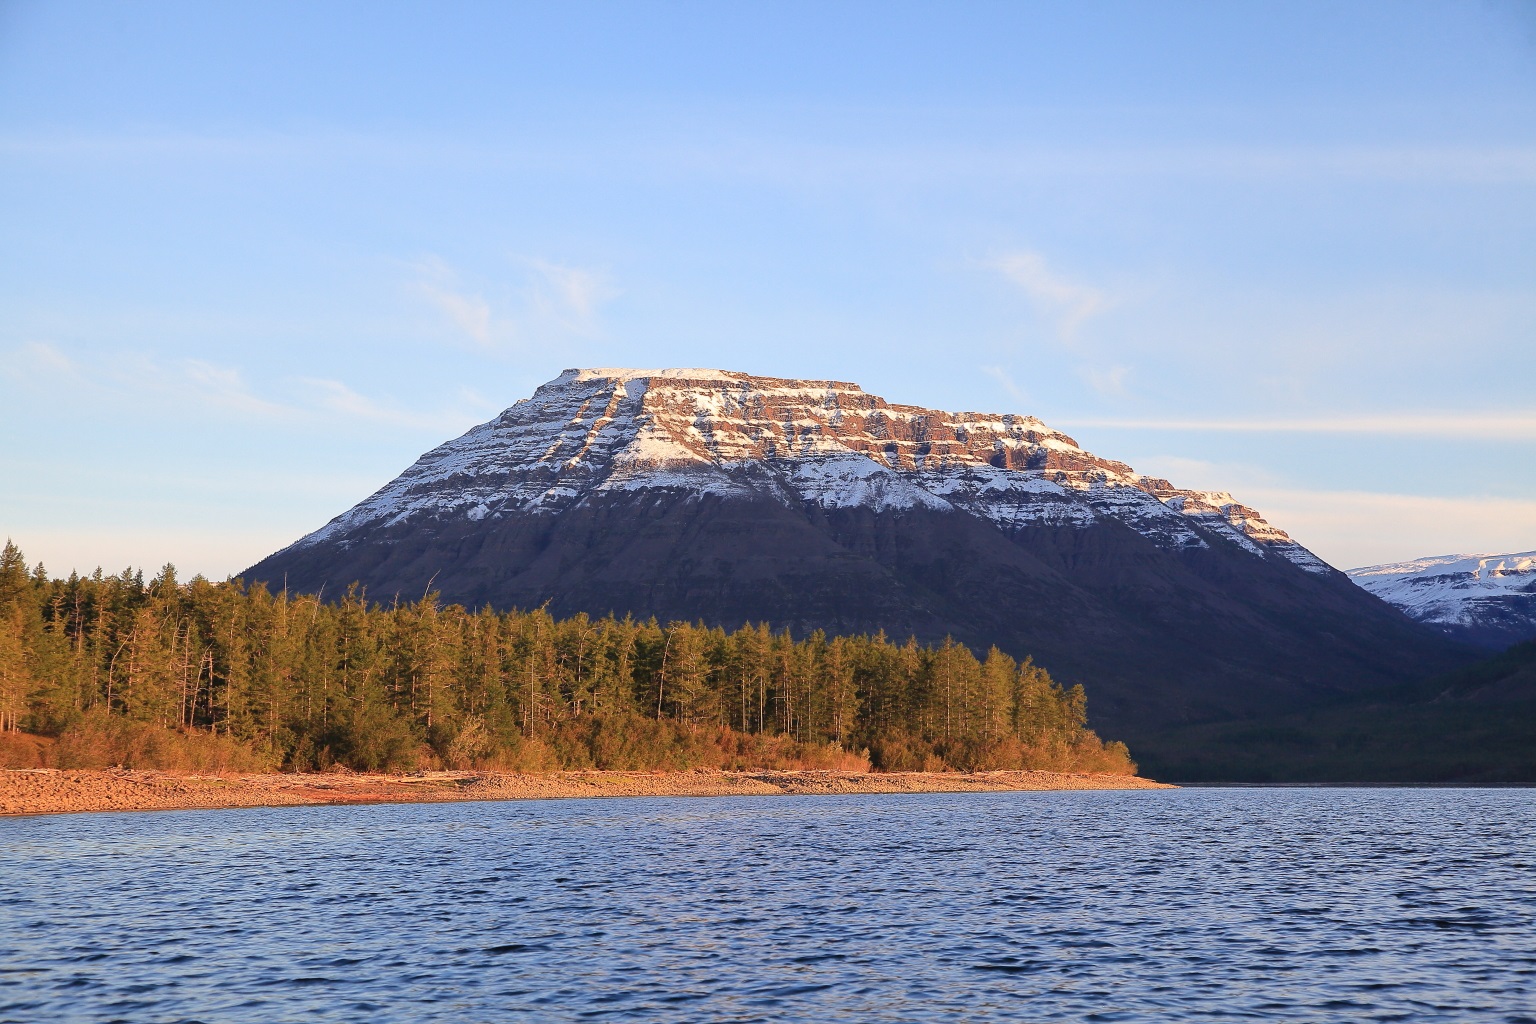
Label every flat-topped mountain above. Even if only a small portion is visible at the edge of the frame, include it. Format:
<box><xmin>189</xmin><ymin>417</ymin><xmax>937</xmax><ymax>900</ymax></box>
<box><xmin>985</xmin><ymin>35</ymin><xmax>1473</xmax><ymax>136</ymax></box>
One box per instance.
<box><xmin>1350</xmin><ymin>551</ymin><xmax>1536</xmax><ymax>649</ymax></box>
<box><xmin>269</xmin><ymin>367</ymin><xmax>1331</xmax><ymax>572</ymax></box>
<box><xmin>247</xmin><ymin>368</ymin><xmax>1471</xmax><ymax>751</ymax></box>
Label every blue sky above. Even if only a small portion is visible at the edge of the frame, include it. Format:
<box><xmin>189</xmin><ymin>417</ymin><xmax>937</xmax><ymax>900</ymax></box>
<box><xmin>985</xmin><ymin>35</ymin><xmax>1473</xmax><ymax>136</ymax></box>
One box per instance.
<box><xmin>3</xmin><ymin>0</ymin><xmax>1534</xmax><ymax>576</ymax></box>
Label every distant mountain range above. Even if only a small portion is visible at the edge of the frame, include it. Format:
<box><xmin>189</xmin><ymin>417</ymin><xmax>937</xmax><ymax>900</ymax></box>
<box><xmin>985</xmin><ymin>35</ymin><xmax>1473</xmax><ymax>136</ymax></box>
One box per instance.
<box><xmin>246</xmin><ymin>368</ymin><xmax>1473</xmax><ymax>771</ymax></box>
<box><xmin>1349</xmin><ymin>552</ymin><xmax>1536</xmax><ymax>649</ymax></box>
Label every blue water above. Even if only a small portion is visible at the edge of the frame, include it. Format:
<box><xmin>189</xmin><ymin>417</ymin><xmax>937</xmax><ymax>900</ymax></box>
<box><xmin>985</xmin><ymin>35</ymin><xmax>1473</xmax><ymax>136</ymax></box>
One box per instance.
<box><xmin>2</xmin><ymin>789</ymin><xmax>1534</xmax><ymax>1022</ymax></box>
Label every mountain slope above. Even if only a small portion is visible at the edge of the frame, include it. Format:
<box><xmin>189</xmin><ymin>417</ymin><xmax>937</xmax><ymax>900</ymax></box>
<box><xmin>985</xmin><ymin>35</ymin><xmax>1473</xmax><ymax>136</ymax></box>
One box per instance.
<box><xmin>1141</xmin><ymin>640</ymin><xmax>1536</xmax><ymax>783</ymax></box>
<box><xmin>1349</xmin><ymin>552</ymin><xmax>1536</xmax><ymax>649</ymax></box>
<box><xmin>247</xmin><ymin>368</ymin><xmax>1473</xmax><ymax>758</ymax></box>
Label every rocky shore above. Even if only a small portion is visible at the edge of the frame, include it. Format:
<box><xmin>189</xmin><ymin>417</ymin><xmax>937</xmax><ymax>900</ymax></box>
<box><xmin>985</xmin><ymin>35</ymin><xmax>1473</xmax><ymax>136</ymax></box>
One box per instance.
<box><xmin>2</xmin><ymin>767</ymin><xmax>1171</xmax><ymax>816</ymax></box>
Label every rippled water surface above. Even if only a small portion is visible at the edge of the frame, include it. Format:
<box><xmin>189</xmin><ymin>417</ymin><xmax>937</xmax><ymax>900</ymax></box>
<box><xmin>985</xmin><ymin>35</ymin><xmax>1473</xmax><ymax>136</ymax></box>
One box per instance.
<box><xmin>3</xmin><ymin>788</ymin><xmax>1535</xmax><ymax>1022</ymax></box>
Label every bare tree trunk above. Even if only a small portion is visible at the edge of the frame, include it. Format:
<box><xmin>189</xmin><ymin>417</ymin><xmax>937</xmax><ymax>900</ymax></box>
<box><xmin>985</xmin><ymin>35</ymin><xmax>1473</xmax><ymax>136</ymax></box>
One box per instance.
<box><xmin>655</xmin><ymin>630</ymin><xmax>672</xmax><ymax>721</ymax></box>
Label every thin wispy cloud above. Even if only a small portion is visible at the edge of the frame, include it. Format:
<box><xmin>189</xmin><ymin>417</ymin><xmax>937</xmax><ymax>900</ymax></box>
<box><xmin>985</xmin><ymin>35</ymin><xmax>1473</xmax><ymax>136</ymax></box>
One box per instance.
<box><xmin>981</xmin><ymin>365</ymin><xmax>1028</xmax><ymax>405</ymax></box>
<box><xmin>1232</xmin><ymin>488</ymin><xmax>1536</xmax><ymax>569</ymax></box>
<box><xmin>419</xmin><ymin>284</ymin><xmax>495</xmax><ymax>346</ymax></box>
<box><xmin>1130</xmin><ymin>454</ymin><xmax>1276</xmax><ymax>491</ymax></box>
<box><xmin>1056</xmin><ymin>412</ymin><xmax>1536</xmax><ymax>441</ymax></box>
<box><xmin>524</xmin><ymin>258</ymin><xmax>612</xmax><ymax>334</ymax></box>
<box><xmin>298</xmin><ymin>378</ymin><xmax>492</xmax><ymax>433</ymax></box>
<box><xmin>409</xmin><ymin>254</ymin><xmax>614</xmax><ymax>352</ymax></box>
<box><xmin>1126</xmin><ymin>453</ymin><xmax>1536</xmax><ymax>567</ymax></box>
<box><xmin>3</xmin><ymin>341</ymin><xmax>486</xmax><ymax>434</ymax></box>
<box><xmin>411</xmin><ymin>255</ymin><xmax>500</xmax><ymax>347</ymax></box>
<box><xmin>5</xmin><ymin>343</ymin><xmax>298</xmax><ymax>422</ymax></box>
<box><xmin>181</xmin><ymin>360</ymin><xmax>300</xmax><ymax>421</ymax></box>
<box><xmin>13</xmin><ymin>340</ymin><xmax>76</xmax><ymax>376</ymax></box>
<box><xmin>7</xmin><ymin>130</ymin><xmax>1536</xmax><ymax>187</ymax></box>
<box><xmin>991</xmin><ymin>250</ymin><xmax>1109</xmax><ymax>342</ymax></box>
<box><xmin>1079</xmin><ymin>363</ymin><xmax>1131</xmax><ymax>397</ymax></box>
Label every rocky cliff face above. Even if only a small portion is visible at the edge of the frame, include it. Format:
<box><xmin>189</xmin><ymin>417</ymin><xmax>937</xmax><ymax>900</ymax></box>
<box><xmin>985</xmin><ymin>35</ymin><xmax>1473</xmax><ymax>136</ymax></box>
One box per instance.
<box><xmin>247</xmin><ymin>368</ymin><xmax>1472</xmax><ymax>747</ymax></box>
<box><xmin>1349</xmin><ymin>552</ymin><xmax>1536</xmax><ymax>649</ymax></box>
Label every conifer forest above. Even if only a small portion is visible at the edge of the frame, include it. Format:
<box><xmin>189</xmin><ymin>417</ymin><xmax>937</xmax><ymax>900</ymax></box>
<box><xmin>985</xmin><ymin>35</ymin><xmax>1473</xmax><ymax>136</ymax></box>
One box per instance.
<box><xmin>0</xmin><ymin>542</ymin><xmax>1134</xmax><ymax>775</ymax></box>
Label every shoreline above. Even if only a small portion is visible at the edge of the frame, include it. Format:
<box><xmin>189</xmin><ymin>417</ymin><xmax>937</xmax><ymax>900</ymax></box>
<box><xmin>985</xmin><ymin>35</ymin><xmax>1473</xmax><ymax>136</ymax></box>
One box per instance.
<box><xmin>1</xmin><ymin>767</ymin><xmax>1172</xmax><ymax>816</ymax></box>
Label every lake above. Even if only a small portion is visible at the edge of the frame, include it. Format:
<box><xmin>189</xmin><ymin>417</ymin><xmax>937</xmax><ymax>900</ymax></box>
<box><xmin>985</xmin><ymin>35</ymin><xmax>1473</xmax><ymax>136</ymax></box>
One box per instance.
<box><xmin>2</xmin><ymin>788</ymin><xmax>1533</xmax><ymax>1022</ymax></box>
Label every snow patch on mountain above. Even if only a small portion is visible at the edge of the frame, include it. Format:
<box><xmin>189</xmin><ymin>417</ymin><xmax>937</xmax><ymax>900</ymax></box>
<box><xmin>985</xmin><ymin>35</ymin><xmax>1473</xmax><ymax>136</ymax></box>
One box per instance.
<box><xmin>792</xmin><ymin>455</ymin><xmax>955</xmax><ymax>511</ymax></box>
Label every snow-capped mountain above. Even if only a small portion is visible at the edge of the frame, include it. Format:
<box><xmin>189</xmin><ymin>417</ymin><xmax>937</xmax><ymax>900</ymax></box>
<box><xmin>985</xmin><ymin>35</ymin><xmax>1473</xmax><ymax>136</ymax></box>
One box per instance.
<box><xmin>1350</xmin><ymin>552</ymin><xmax>1536</xmax><ymax>649</ymax></box>
<box><xmin>282</xmin><ymin>367</ymin><xmax>1331</xmax><ymax>575</ymax></box>
<box><xmin>247</xmin><ymin>368</ymin><xmax>1470</xmax><ymax>740</ymax></box>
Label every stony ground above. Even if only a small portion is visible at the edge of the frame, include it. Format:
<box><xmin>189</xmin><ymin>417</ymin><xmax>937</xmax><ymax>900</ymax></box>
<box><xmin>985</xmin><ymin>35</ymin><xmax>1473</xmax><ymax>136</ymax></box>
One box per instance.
<box><xmin>1</xmin><ymin>768</ymin><xmax>1171</xmax><ymax>816</ymax></box>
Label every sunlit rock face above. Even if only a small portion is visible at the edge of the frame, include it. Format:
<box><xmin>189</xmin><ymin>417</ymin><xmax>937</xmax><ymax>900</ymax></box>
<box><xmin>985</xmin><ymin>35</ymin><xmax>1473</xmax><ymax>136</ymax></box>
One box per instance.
<box><xmin>247</xmin><ymin>368</ymin><xmax>1472</xmax><ymax>739</ymax></box>
<box><xmin>1350</xmin><ymin>552</ymin><xmax>1536</xmax><ymax>650</ymax></box>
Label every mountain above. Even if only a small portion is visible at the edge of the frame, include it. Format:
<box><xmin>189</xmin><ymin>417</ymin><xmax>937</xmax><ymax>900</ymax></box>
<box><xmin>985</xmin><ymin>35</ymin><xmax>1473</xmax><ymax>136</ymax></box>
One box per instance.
<box><xmin>246</xmin><ymin>368</ymin><xmax>1472</xmax><ymax>763</ymax></box>
<box><xmin>1349</xmin><ymin>552</ymin><xmax>1536</xmax><ymax>650</ymax></box>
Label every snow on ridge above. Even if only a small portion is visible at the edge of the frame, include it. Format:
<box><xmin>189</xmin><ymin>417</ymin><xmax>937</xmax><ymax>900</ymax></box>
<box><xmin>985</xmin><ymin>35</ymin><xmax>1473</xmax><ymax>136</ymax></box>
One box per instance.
<box><xmin>1348</xmin><ymin>551</ymin><xmax>1536</xmax><ymax>629</ymax></box>
<box><xmin>562</xmin><ymin>367</ymin><xmax>866</xmax><ymax>391</ymax></box>
<box><xmin>1137</xmin><ymin>482</ymin><xmax>1334</xmax><ymax>574</ymax></box>
<box><xmin>566</xmin><ymin>367</ymin><xmax>745</xmax><ymax>384</ymax></box>
<box><xmin>1349</xmin><ymin>551</ymin><xmax>1536</xmax><ymax>581</ymax></box>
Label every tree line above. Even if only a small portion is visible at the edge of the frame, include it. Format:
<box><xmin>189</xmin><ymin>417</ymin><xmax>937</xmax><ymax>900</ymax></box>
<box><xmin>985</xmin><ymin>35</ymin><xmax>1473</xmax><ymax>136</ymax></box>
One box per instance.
<box><xmin>0</xmin><ymin>541</ymin><xmax>1135</xmax><ymax>774</ymax></box>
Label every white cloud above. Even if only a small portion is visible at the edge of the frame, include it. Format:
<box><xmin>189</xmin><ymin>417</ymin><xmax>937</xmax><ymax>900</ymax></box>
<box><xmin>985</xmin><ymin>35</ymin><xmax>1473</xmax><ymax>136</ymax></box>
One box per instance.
<box><xmin>991</xmin><ymin>250</ymin><xmax>1109</xmax><ymax>341</ymax></box>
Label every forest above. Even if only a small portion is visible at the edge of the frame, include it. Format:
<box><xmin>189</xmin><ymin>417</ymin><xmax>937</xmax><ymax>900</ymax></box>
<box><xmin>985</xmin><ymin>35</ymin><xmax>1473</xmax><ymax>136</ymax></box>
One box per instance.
<box><xmin>0</xmin><ymin>542</ymin><xmax>1135</xmax><ymax>775</ymax></box>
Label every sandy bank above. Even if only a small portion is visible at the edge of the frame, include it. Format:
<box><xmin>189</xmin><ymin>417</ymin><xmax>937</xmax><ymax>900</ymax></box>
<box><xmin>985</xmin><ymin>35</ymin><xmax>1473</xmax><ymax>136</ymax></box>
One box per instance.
<box><xmin>1</xmin><ymin>767</ymin><xmax>1171</xmax><ymax>816</ymax></box>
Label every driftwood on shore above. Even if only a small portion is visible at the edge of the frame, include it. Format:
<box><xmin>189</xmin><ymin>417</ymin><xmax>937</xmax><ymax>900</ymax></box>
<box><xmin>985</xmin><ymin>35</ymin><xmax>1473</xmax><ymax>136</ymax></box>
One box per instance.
<box><xmin>1</xmin><ymin>768</ymin><xmax>1172</xmax><ymax>817</ymax></box>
